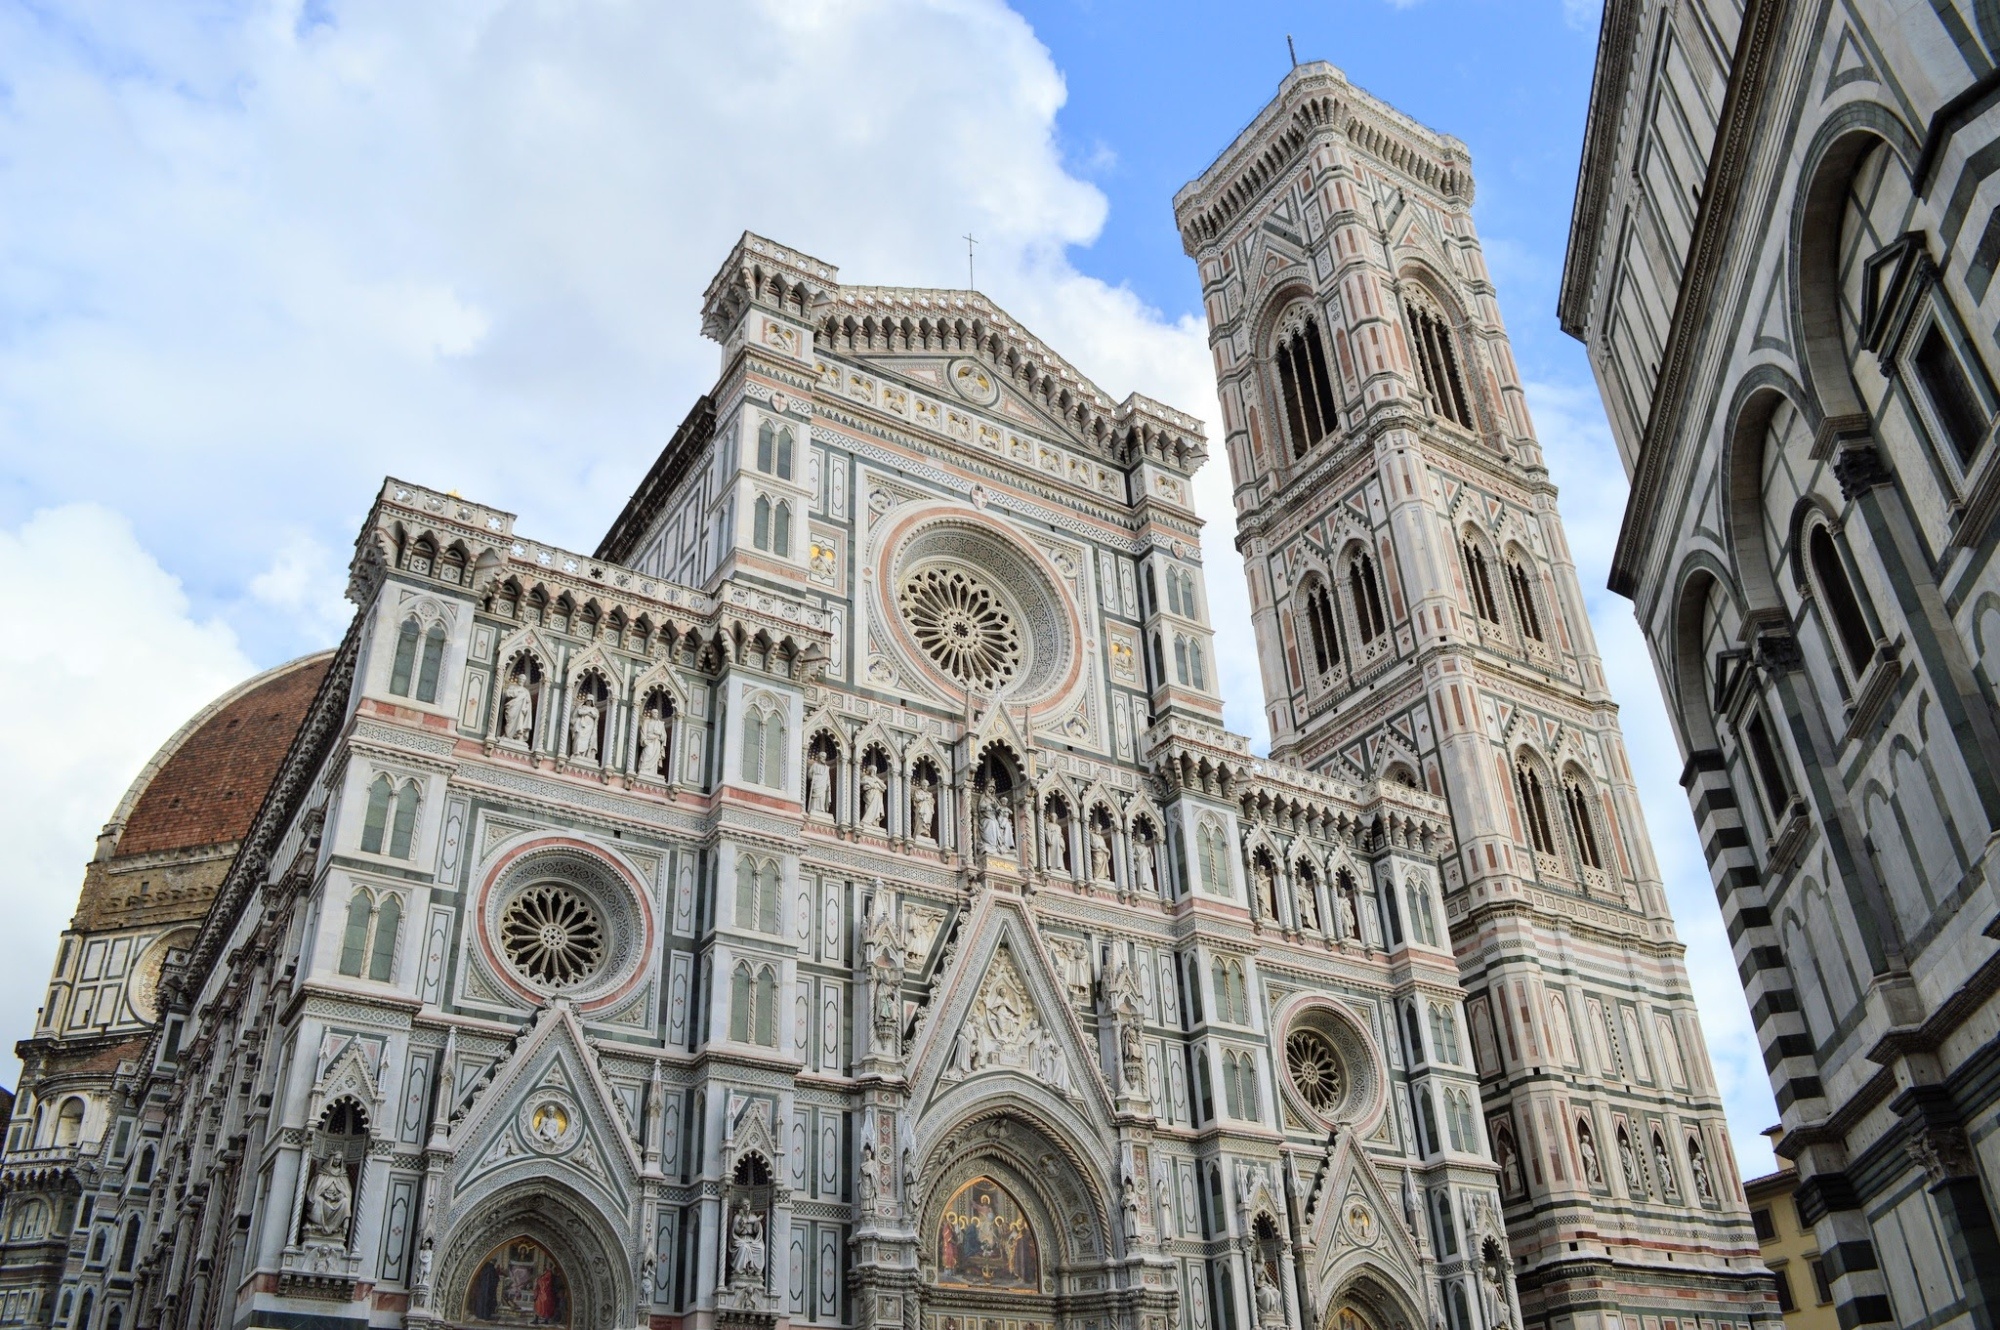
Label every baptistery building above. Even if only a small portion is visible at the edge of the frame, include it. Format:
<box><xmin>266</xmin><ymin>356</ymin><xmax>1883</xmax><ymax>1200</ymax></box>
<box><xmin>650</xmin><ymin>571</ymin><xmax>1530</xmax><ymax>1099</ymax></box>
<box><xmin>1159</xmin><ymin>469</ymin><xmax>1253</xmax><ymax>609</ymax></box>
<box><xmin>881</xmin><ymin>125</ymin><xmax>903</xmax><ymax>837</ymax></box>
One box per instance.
<box><xmin>1561</xmin><ymin>2</ymin><xmax>2000</xmax><ymax>1329</ymax></box>
<box><xmin>0</xmin><ymin>66</ymin><xmax>1767</xmax><ymax>1330</ymax></box>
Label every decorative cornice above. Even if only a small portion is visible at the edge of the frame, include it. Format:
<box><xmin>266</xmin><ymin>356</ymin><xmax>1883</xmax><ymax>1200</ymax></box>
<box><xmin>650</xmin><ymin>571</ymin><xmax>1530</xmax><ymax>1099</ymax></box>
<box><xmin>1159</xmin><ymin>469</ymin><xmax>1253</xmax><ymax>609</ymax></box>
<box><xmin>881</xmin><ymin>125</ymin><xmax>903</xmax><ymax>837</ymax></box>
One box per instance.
<box><xmin>1557</xmin><ymin>0</ymin><xmax>1646</xmax><ymax>337</ymax></box>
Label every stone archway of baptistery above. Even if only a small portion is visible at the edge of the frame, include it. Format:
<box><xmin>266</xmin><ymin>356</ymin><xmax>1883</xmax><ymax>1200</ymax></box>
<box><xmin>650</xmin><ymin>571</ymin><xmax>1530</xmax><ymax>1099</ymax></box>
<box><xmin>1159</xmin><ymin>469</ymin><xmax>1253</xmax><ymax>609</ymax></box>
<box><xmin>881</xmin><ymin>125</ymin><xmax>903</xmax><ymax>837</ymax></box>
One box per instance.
<box><xmin>434</xmin><ymin>1181</ymin><xmax>628</xmax><ymax>1330</ymax></box>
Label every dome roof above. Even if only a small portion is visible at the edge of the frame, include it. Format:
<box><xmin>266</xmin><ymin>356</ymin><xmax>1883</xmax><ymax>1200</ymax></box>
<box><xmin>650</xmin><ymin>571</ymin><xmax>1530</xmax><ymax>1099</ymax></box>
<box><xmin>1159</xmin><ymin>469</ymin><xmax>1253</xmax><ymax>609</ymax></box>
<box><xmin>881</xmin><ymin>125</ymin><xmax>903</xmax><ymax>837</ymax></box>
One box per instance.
<box><xmin>108</xmin><ymin>652</ymin><xmax>333</xmax><ymax>859</ymax></box>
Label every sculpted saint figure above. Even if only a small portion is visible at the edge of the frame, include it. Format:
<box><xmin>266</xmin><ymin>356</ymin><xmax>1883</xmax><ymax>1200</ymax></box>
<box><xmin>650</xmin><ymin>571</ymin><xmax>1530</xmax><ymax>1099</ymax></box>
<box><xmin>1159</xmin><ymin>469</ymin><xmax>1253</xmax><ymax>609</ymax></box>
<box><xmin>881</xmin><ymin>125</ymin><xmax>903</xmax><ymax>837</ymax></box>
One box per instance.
<box><xmin>1042</xmin><ymin>808</ymin><xmax>1068</xmax><ymax>872</ymax></box>
<box><xmin>1154</xmin><ymin>1170</ymin><xmax>1175</xmax><ymax>1237</ymax></box>
<box><xmin>1090</xmin><ymin>823</ymin><xmax>1113</xmax><ymax>881</ymax></box>
<box><xmin>910</xmin><ymin>778</ymin><xmax>936</xmax><ymax>840</ymax></box>
<box><xmin>1337</xmin><ymin>889</ymin><xmax>1358</xmax><ymax>941</ymax></box>
<box><xmin>1131</xmin><ymin>835</ymin><xmax>1155</xmax><ymax>891</ymax></box>
<box><xmin>638</xmin><ymin>709</ymin><xmax>669</xmax><ymax>778</ymax></box>
<box><xmin>569</xmin><ymin>694</ymin><xmax>599</xmax><ymax>760</ymax></box>
<box><xmin>1578</xmin><ymin>1125</ymin><xmax>1603</xmax><ymax>1184</ymax></box>
<box><xmin>807</xmin><ymin>750</ymin><xmax>833</xmax><ymax>817</ymax></box>
<box><xmin>302</xmin><ymin>1159</ymin><xmax>353</xmax><ymax>1243</ymax></box>
<box><xmin>501</xmin><ymin>676</ymin><xmax>533</xmax><ymax>742</ymax></box>
<box><xmin>860</xmin><ymin>765</ymin><xmax>887</xmax><ymax>827</ymax></box>
<box><xmin>1689</xmin><ymin>1141</ymin><xmax>1715</xmax><ymax>1199</ymax></box>
<box><xmin>1254</xmin><ymin>1266</ymin><xmax>1283</xmax><ymax>1324</ymax></box>
<box><xmin>728</xmin><ymin>1201</ymin><xmax>766</xmax><ymax>1286</ymax></box>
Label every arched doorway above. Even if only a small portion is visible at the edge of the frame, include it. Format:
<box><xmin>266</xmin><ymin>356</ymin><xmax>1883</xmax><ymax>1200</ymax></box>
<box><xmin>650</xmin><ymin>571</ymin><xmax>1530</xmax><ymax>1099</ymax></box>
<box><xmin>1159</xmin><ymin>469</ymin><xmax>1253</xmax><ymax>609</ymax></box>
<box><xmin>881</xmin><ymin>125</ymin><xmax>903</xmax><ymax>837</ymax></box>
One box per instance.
<box><xmin>914</xmin><ymin>1110</ymin><xmax>1116</xmax><ymax>1330</ymax></box>
<box><xmin>433</xmin><ymin>1183</ymin><xmax>626</xmax><ymax>1330</ymax></box>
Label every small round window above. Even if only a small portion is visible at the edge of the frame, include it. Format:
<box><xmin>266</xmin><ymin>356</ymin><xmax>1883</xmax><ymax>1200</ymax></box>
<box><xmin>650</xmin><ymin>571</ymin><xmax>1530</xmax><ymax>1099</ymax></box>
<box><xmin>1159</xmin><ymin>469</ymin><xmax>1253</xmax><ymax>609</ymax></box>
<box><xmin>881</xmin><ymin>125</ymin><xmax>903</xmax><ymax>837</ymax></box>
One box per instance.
<box><xmin>500</xmin><ymin>883</ymin><xmax>606</xmax><ymax>988</ymax></box>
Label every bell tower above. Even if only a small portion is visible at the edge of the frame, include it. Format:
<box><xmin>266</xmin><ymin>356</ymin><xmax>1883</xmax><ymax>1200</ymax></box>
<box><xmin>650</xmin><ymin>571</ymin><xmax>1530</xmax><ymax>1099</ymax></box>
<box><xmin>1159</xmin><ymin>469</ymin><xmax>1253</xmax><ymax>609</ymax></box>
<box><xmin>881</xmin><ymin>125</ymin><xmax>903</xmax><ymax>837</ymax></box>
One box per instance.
<box><xmin>1176</xmin><ymin>64</ymin><xmax>1776</xmax><ymax>1330</ymax></box>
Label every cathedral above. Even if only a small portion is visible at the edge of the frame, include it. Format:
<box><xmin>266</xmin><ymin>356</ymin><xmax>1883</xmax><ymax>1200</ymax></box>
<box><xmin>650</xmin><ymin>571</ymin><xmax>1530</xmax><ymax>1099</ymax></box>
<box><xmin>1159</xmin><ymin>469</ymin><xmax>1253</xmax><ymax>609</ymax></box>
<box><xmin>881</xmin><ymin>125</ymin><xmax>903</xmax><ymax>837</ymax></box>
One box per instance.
<box><xmin>0</xmin><ymin>65</ymin><xmax>1773</xmax><ymax>1330</ymax></box>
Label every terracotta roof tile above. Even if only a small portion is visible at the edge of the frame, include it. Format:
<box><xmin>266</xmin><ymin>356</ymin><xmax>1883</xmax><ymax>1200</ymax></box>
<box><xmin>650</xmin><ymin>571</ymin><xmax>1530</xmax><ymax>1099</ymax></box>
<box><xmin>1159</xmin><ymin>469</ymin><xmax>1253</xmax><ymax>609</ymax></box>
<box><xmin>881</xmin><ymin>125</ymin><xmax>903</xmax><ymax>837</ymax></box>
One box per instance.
<box><xmin>117</xmin><ymin>657</ymin><xmax>330</xmax><ymax>857</ymax></box>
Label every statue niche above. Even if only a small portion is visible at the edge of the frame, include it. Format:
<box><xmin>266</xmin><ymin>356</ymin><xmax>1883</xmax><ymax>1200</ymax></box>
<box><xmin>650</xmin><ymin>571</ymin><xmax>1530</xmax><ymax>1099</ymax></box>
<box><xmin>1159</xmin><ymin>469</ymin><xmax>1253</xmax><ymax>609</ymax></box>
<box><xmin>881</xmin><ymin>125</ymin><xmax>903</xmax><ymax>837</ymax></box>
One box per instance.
<box><xmin>297</xmin><ymin>1100</ymin><xmax>367</xmax><ymax>1253</ymax></box>
<box><xmin>936</xmin><ymin>1176</ymin><xmax>1040</xmax><ymax>1291</ymax></box>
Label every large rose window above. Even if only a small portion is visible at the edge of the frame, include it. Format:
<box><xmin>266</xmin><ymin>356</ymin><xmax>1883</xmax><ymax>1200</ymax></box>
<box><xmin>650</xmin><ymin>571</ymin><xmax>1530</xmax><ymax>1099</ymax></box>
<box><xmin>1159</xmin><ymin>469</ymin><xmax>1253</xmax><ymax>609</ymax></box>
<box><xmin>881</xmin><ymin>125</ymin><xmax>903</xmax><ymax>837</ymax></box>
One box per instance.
<box><xmin>500</xmin><ymin>883</ymin><xmax>605</xmax><ymax>988</ymax></box>
<box><xmin>898</xmin><ymin>567</ymin><xmax>1022</xmax><ymax>690</ymax></box>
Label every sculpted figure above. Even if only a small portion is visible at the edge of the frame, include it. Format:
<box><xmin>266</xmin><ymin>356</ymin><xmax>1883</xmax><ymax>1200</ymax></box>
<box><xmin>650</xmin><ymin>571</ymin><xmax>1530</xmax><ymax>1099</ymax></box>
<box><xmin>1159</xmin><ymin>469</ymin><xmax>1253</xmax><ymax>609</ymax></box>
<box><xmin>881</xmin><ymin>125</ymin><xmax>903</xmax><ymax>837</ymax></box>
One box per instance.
<box><xmin>859</xmin><ymin>1141</ymin><xmax>880</xmax><ymax>1204</ymax></box>
<box><xmin>1254</xmin><ymin>1266</ymin><xmax>1283</xmax><ymax>1325</ymax></box>
<box><xmin>1154</xmin><ymin>1170</ymin><xmax>1175</xmax><ymax>1238</ymax></box>
<box><xmin>302</xmin><ymin>1159</ymin><xmax>353</xmax><ymax>1243</ymax></box>
<box><xmin>1578</xmin><ymin>1125</ymin><xmax>1603</xmax><ymax>1184</ymax></box>
<box><xmin>1689</xmin><ymin>1142</ymin><xmax>1714</xmax><ymax>1199</ymax></box>
<box><xmin>911</xmin><ymin>777</ymin><xmax>936</xmax><ymax>840</ymax></box>
<box><xmin>569</xmin><ymin>694</ymin><xmax>599</xmax><ymax>760</ymax></box>
<box><xmin>1298</xmin><ymin>879</ymin><xmax>1321</xmax><ymax>930</ymax></box>
<box><xmin>501</xmin><ymin>676</ymin><xmax>533</xmax><ymax>741</ymax></box>
<box><xmin>1336</xmin><ymin>889</ymin><xmax>1358</xmax><ymax>941</ymax></box>
<box><xmin>1042</xmin><ymin>808</ymin><xmax>1068</xmax><ymax>872</ymax></box>
<box><xmin>1618</xmin><ymin>1129</ymin><xmax>1643</xmax><ymax>1194</ymax></box>
<box><xmin>807</xmin><ymin>750</ymin><xmax>833</xmax><ymax>817</ymax></box>
<box><xmin>728</xmin><ymin>1201</ymin><xmax>766</xmax><ymax>1286</ymax></box>
<box><xmin>860</xmin><ymin>765</ymin><xmax>886</xmax><ymax>827</ymax></box>
<box><xmin>1121</xmin><ymin>1174</ymin><xmax>1141</xmax><ymax>1240</ymax></box>
<box><xmin>1090</xmin><ymin>823</ymin><xmax>1113</xmax><ymax>881</ymax></box>
<box><xmin>1131</xmin><ymin>835</ymin><xmax>1155</xmax><ymax>891</ymax></box>
<box><xmin>1254</xmin><ymin>859</ymin><xmax>1279</xmax><ymax>918</ymax></box>
<box><xmin>638</xmin><ymin>709</ymin><xmax>669</xmax><ymax>777</ymax></box>
<box><xmin>978</xmin><ymin>788</ymin><xmax>1007</xmax><ymax>854</ymax></box>
<box><xmin>1653</xmin><ymin>1136</ymin><xmax>1677</xmax><ymax>1195</ymax></box>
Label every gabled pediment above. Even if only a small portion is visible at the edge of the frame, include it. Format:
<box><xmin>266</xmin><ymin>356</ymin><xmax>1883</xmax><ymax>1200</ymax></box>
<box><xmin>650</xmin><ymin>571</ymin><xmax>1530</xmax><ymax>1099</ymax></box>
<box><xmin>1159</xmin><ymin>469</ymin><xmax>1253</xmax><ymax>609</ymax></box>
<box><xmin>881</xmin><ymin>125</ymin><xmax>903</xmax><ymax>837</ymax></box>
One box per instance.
<box><xmin>906</xmin><ymin>894</ymin><xmax>1115</xmax><ymax>1126</ymax></box>
<box><xmin>443</xmin><ymin>1000</ymin><xmax>645</xmax><ymax>1222</ymax></box>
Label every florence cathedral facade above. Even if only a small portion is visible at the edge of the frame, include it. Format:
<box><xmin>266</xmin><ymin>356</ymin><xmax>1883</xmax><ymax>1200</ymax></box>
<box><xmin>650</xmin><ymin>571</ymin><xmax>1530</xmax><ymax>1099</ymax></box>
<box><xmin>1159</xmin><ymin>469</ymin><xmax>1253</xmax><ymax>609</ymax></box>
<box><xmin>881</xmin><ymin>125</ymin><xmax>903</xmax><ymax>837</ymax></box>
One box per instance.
<box><xmin>0</xmin><ymin>65</ymin><xmax>1772</xmax><ymax>1330</ymax></box>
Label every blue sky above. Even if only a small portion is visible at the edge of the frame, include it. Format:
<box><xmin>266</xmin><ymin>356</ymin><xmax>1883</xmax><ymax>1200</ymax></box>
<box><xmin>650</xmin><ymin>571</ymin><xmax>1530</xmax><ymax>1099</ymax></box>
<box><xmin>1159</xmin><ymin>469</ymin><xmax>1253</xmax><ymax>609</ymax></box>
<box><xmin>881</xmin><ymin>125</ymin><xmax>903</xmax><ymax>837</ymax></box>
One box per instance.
<box><xmin>0</xmin><ymin>0</ymin><xmax>1780</xmax><ymax>1174</ymax></box>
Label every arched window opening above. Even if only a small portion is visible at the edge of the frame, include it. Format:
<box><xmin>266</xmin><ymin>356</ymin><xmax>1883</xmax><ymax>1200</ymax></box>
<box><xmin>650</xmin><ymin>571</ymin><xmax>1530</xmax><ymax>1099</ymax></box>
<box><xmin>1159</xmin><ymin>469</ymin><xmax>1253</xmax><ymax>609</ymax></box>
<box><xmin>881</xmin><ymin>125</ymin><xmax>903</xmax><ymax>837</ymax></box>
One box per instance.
<box><xmin>1174</xmin><ymin>636</ymin><xmax>1190</xmax><ymax>686</ymax></box>
<box><xmin>1430</xmin><ymin>1003</ymin><xmax>1461</xmax><ymax>1065</ymax></box>
<box><xmin>53</xmin><ymin>1099</ymin><xmax>84</xmax><ymax>1149</ymax></box>
<box><xmin>1303</xmin><ymin>584</ymin><xmax>1341</xmax><ymax>673</ymax></box>
<box><xmin>752</xmin><ymin>495</ymin><xmax>772</xmax><ymax>552</ymax></box>
<box><xmin>1505</xmin><ymin>559</ymin><xmax>1544</xmax><ymax>641</ymax></box>
<box><xmin>1515</xmin><ymin>762</ymin><xmax>1558</xmax><ymax>857</ymax></box>
<box><xmin>361</xmin><ymin>775</ymin><xmax>393</xmax><ymax>853</ymax></box>
<box><xmin>389</xmin><ymin>781</ymin><xmax>419</xmax><ymax>859</ymax></box>
<box><xmin>755</xmin><ymin>966</ymin><xmax>778</xmax><ymax>1046</ymax></box>
<box><xmin>1461</xmin><ymin>542</ymin><xmax>1501</xmax><ymax>623</ymax></box>
<box><xmin>1808</xmin><ymin>524</ymin><xmax>1876</xmax><ymax>676</ymax></box>
<box><xmin>1405</xmin><ymin>298</ymin><xmax>1473</xmax><ymax>428</ymax></box>
<box><xmin>416</xmin><ymin>622</ymin><xmax>446</xmax><ymax>703</ymax></box>
<box><xmin>742</xmin><ymin>704</ymin><xmax>786</xmax><ymax>789</ymax></box>
<box><xmin>390</xmin><ymin>618</ymin><xmax>421</xmax><ymax>696</ymax></box>
<box><xmin>75</xmin><ymin>1291</ymin><xmax>92</xmax><ymax>1330</ymax></box>
<box><xmin>338</xmin><ymin>890</ymin><xmax>373</xmax><ymax>977</ymax></box>
<box><xmin>1418</xmin><ymin>1085</ymin><xmax>1442</xmax><ymax>1155</ymax></box>
<box><xmin>405</xmin><ymin>536</ymin><xmax>436</xmax><ymax>576</ymax></box>
<box><xmin>1349</xmin><ymin>553</ymin><xmax>1389</xmax><ymax>645</ymax></box>
<box><xmin>1274</xmin><ymin>312</ymin><xmax>1341</xmax><ymax>458</ymax></box>
<box><xmin>1194</xmin><ymin>1049</ymin><xmax>1215</xmax><ymax>1124</ymax></box>
<box><xmin>730</xmin><ymin>963</ymin><xmax>753</xmax><ymax>1042</ymax></box>
<box><xmin>136</xmin><ymin>1146</ymin><xmax>155</xmax><ymax>1184</ymax></box>
<box><xmin>772</xmin><ymin>500</ymin><xmax>792</xmax><ymax>558</ymax></box>
<box><xmin>368</xmin><ymin>894</ymin><xmax>401</xmax><ymax>982</ymax></box>
<box><xmin>117</xmin><ymin>1217</ymin><xmax>140</xmax><ymax>1272</ymax></box>
<box><xmin>735</xmin><ymin>857</ymin><xmax>782</xmax><ymax>935</ymax></box>
<box><xmin>1563</xmin><ymin>778</ymin><xmax>1604</xmax><ymax>871</ymax></box>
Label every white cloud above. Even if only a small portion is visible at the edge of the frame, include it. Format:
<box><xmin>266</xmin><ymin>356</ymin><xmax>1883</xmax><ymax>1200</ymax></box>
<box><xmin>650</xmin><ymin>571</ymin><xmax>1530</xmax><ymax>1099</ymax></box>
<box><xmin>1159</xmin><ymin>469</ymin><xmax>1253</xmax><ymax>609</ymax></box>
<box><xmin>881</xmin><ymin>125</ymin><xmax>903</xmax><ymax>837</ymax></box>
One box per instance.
<box><xmin>1525</xmin><ymin>378</ymin><xmax>1782</xmax><ymax>1177</ymax></box>
<box><xmin>0</xmin><ymin>0</ymin><xmax>1267</xmax><ymax>720</ymax></box>
<box><xmin>0</xmin><ymin>506</ymin><xmax>253</xmax><ymax>1079</ymax></box>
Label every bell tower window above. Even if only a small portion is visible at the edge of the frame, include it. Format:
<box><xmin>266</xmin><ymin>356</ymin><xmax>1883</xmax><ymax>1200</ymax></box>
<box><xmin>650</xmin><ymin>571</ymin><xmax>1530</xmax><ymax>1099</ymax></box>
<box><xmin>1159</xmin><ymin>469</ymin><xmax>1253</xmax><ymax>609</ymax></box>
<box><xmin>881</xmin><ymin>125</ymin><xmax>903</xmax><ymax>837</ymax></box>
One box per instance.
<box><xmin>1405</xmin><ymin>297</ymin><xmax>1473</xmax><ymax>429</ymax></box>
<box><xmin>1274</xmin><ymin>309</ymin><xmax>1340</xmax><ymax>458</ymax></box>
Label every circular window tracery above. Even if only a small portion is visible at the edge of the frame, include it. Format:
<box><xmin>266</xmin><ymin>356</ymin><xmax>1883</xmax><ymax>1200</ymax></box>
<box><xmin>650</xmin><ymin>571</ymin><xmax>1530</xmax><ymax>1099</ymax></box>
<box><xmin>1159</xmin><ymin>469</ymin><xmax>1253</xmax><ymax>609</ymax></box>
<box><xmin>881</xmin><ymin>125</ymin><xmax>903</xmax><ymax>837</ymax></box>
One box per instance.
<box><xmin>500</xmin><ymin>883</ymin><xmax>606</xmax><ymax>988</ymax></box>
<box><xmin>898</xmin><ymin>566</ymin><xmax>1022</xmax><ymax>689</ymax></box>
<box><xmin>1286</xmin><ymin>1029</ymin><xmax>1344</xmax><ymax>1110</ymax></box>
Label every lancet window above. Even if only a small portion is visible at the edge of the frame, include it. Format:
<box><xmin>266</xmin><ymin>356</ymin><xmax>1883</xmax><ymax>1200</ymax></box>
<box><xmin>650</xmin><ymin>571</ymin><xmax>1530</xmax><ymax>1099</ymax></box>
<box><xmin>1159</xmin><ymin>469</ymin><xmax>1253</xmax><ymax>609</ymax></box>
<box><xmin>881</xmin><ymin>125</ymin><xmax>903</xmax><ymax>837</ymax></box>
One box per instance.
<box><xmin>1461</xmin><ymin>539</ymin><xmax>1501</xmax><ymax>624</ymax></box>
<box><xmin>730</xmin><ymin>962</ymin><xmax>779</xmax><ymax>1046</ymax></box>
<box><xmin>360</xmin><ymin>774</ymin><xmax>420</xmax><ymax>859</ymax></box>
<box><xmin>752</xmin><ymin>495</ymin><xmax>792</xmax><ymax>557</ymax></box>
<box><xmin>1563</xmin><ymin>777</ymin><xmax>1604</xmax><ymax>871</ymax></box>
<box><xmin>338</xmin><ymin>888</ymin><xmax>402</xmax><ymax>982</ymax></box>
<box><xmin>1505</xmin><ymin>556</ymin><xmax>1544</xmax><ymax>641</ymax></box>
<box><xmin>1405</xmin><ymin>295</ymin><xmax>1473</xmax><ymax>428</ymax></box>
<box><xmin>389</xmin><ymin>616</ymin><xmax>447</xmax><ymax>703</ymax></box>
<box><xmin>735</xmin><ymin>857</ymin><xmax>782</xmax><ymax>934</ymax></box>
<box><xmin>1348</xmin><ymin>551</ymin><xmax>1389</xmax><ymax>645</ymax></box>
<box><xmin>755</xmin><ymin>419</ymin><xmax>796</xmax><ymax>479</ymax></box>
<box><xmin>1514</xmin><ymin>760</ymin><xmax>1558</xmax><ymax>857</ymax></box>
<box><xmin>1302</xmin><ymin>580</ymin><xmax>1341</xmax><ymax>673</ymax></box>
<box><xmin>1273</xmin><ymin>307</ymin><xmax>1341</xmax><ymax>457</ymax></box>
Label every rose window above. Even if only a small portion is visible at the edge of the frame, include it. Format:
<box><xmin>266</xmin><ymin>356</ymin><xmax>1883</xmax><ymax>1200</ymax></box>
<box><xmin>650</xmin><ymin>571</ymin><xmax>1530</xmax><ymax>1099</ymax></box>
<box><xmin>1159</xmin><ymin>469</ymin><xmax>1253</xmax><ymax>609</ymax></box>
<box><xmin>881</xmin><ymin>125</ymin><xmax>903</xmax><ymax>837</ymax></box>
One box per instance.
<box><xmin>500</xmin><ymin>883</ymin><xmax>605</xmax><ymax>988</ymax></box>
<box><xmin>1286</xmin><ymin>1029</ymin><xmax>1344</xmax><ymax>1111</ymax></box>
<box><xmin>898</xmin><ymin>567</ymin><xmax>1022</xmax><ymax>689</ymax></box>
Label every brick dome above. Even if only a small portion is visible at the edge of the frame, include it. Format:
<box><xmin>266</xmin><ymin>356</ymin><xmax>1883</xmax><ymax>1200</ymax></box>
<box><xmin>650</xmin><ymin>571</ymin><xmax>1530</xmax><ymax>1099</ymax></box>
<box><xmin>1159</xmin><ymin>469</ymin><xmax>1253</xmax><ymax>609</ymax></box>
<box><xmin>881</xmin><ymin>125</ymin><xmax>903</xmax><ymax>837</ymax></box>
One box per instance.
<box><xmin>110</xmin><ymin>652</ymin><xmax>333</xmax><ymax>858</ymax></box>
